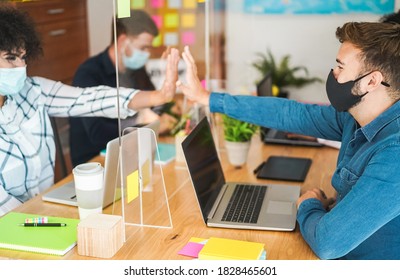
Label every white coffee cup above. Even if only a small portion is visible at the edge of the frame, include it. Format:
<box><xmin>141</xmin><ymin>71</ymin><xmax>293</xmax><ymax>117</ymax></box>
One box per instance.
<box><xmin>72</xmin><ymin>162</ymin><xmax>104</xmax><ymax>220</ymax></box>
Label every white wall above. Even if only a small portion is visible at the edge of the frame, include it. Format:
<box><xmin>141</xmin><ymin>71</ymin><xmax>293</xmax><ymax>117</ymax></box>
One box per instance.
<box><xmin>225</xmin><ymin>0</ymin><xmax>400</xmax><ymax>103</ymax></box>
<box><xmin>87</xmin><ymin>0</ymin><xmax>113</xmax><ymax>56</ymax></box>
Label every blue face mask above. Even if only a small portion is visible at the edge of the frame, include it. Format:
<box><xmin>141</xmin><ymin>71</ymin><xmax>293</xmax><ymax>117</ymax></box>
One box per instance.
<box><xmin>0</xmin><ymin>66</ymin><xmax>27</xmax><ymax>96</ymax></box>
<box><xmin>122</xmin><ymin>46</ymin><xmax>150</xmax><ymax>70</ymax></box>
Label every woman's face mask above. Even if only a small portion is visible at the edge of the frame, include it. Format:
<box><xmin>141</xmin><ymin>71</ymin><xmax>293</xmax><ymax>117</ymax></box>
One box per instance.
<box><xmin>0</xmin><ymin>66</ymin><xmax>27</xmax><ymax>96</ymax></box>
<box><xmin>325</xmin><ymin>69</ymin><xmax>371</xmax><ymax>112</ymax></box>
<box><xmin>122</xmin><ymin>40</ymin><xmax>150</xmax><ymax>70</ymax></box>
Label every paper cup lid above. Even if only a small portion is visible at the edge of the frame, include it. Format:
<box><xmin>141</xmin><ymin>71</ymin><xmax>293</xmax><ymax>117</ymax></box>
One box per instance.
<box><xmin>72</xmin><ymin>162</ymin><xmax>103</xmax><ymax>176</ymax></box>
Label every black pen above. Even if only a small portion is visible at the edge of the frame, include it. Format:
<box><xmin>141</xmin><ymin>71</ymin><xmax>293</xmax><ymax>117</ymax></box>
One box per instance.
<box><xmin>253</xmin><ymin>161</ymin><xmax>265</xmax><ymax>175</ymax></box>
<box><xmin>19</xmin><ymin>223</ymin><xmax>67</xmax><ymax>227</ymax></box>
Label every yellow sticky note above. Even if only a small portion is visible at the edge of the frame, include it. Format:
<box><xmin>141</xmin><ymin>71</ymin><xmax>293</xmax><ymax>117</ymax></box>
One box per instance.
<box><xmin>165</xmin><ymin>13</ymin><xmax>179</xmax><ymax>28</ymax></box>
<box><xmin>183</xmin><ymin>0</ymin><xmax>197</xmax><ymax>9</ymax></box>
<box><xmin>127</xmin><ymin>170</ymin><xmax>139</xmax><ymax>203</ymax></box>
<box><xmin>189</xmin><ymin>237</ymin><xmax>208</xmax><ymax>243</ymax></box>
<box><xmin>141</xmin><ymin>159</ymin><xmax>151</xmax><ymax>188</ymax></box>
<box><xmin>131</xmin><ymin>0</ymin><xmax>145</xmax><ymax>9</ymax></box>
<box><xmin>182</xmin><ymin>13</ymin><xmax>196</xmax><ymax>28</ymax></box>
<box><xmin>117</xmin><ymin>0</ymin><xmax>131</xmax><ymax>18</ymax></box>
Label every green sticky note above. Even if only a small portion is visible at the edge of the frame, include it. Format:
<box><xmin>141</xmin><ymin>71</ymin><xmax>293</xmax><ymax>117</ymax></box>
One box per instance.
<box><xmin>131</xmin><ymin>0</ymin><xmax>145</xmax><ymax>8</ymax></box>
<box><xmin>165</xmin><ymin>13</ymin><xmax>179</xmax><ymax>28</ymax></box>
<box><xmin>152</xmin><ymin>34</ymin><xmax>162</xmax><ymax>47</ymax></box>
<box><xmin>117</xmin><ymin>0</ymin><xmax>131</xmax><ymax>18</ymax></box>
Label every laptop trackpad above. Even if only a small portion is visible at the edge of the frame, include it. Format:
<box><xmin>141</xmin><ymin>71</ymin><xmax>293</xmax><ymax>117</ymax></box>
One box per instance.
<box><xmin>267</xmin><ymin>201</ymin><xmax>294</xmax><ymax>215</ymax></box>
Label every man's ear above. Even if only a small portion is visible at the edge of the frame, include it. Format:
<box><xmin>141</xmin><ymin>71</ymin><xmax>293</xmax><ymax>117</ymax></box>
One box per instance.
<box><xmin>366</xmin><ymin>71</ymin><xmax>384</xmax><ymax>91</ymax></box>
<box><xmin>116</xmin><ymin>34</ymin><xmax>127</xmax><ymax>50</ymax></box>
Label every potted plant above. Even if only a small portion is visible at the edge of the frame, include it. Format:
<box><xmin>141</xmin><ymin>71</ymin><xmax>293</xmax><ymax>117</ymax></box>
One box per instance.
<box><xmin>252</xmin><ymin>48</ymin><xmax>322</xmax><ymax>97</ymax></box>
<box><xmin>222</xmin><ymin>115</ymin><xmax>258</xmax><ymax>167</ymax></box>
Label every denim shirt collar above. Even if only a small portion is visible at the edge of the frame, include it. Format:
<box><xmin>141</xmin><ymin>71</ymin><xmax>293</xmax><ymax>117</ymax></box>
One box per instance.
<box><xmin>361</xmin><ymin>100</ymin><xmax>400</xmax><ymax>142</ymax></box>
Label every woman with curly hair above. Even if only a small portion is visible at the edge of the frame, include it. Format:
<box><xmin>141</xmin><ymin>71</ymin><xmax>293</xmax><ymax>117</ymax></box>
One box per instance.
<box><xmin>0</xmin><ymin>4</ymin><xmax>179</xmax><ymax>215</ymax></box>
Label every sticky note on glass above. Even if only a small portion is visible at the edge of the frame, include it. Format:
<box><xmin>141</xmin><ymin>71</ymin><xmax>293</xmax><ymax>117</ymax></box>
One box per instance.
<box><xmin>165</xmin><ymin>13</ymin><xmax>179</xmax><ymax>28</ymax></box>
<box><xmin>127</xmin><ymin>170</ymin><xmax>139</xmax><ymax>203</ymax></box>
<box><xmin>117</xmin><ymin>0</ymin><xmax>130</xmax><ymax>18</ymax></box>
<box><xmin>152</xmin><ymin>34</ymin><xmax>162</xmax><ymax>47</ymax></box>
<box><xmin>168</xmin><ymin>0</ymin><xmax>181</xmax><ymax>8</ymax></box>
<box><xmin>141</xmin><ymin>159</ymin><xmax>151</xmax><ymax>188</ymax></box>
<box><xmin>151</xmin><ymin>0</ymin><xmax>164</xmax><ymax>8</ymax></box>
<box><xmin>151</xmin><ymin>15</ymin><xmax>162</xmax><ymax>28</ymax></box>
<box><xmin>182</xmin><ymin>13</ymin><xmax>196</xmax><ymax>28</ymax></box>
<box><xmin>183</xmin><ymin>0</ymin><xmax>197</xmax><ymax>9</ymax></box>
<box><xmin>164</xmin><ymin>32</ymin><xmax>178</xmax><ymax>46</ymax></box>
<box><xmin>131</xmin><ymin>0</ymin><xmax>145</xmax><ymax>8</ymax></box>
<box><xmin>182</xmin><ymin>31</ymin><xmax>195</xmax><ymax>45</ymax></box>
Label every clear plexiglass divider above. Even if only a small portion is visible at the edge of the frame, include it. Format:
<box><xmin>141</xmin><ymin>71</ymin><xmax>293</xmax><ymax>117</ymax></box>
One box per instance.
<box><xmin>110</xmin><ymin>127</ymin><xmax>172</xmax><ymax>231</ymax></box>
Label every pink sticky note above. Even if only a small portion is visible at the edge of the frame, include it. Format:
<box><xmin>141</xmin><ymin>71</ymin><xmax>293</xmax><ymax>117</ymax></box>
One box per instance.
<box><xmin>152</xmin><ymin>15</ymin><xmax>163</xmax><ymax>29</ymax></box>
<box><xmin>178</xmin><ymin>242</ymin><xmax>204</xmax><ymax>258</ymax></box>
<box><xmin>151</xmin><ymin>0</ymin><xmax>164</xmax><ymax>8</ymax></box>
<box><xmin>182</xmin><ymin>31</ymin><xmax>195</xmax><ymax>45</ymax></box>
<box><xmin>200</xmin><ymin>79</ymin><xmax>206</xmax><ymax>89</ymax></box>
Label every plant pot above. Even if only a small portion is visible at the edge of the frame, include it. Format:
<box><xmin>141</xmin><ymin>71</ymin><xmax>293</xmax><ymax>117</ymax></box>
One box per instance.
<box><xmin>225</xmin><ymin>141</ymin><xmax>251</xmax><ymax>167</ymax></box>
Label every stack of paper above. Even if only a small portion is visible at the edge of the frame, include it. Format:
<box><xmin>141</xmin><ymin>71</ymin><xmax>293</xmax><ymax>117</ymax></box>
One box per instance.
<box><xmin>178</xmin><ymin>237</ymin><xmax>266</xmax><ymax>260</ymax></box>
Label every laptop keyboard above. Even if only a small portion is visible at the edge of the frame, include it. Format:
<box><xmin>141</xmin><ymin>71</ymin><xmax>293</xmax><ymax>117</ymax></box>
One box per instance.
<box><xmin>222</xmin><ymin>184</ymin><xmax>266</xmax><ymax>224</ymax></box>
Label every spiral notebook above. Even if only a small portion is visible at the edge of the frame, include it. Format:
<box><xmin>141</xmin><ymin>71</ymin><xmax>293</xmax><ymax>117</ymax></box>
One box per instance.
<box><xmin>0</xmin><ymin>212</ymin><xmax>79</xmax><ymax>256</ymax></box>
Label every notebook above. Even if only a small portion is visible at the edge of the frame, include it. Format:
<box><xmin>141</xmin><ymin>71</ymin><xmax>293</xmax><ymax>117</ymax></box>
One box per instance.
<box><xmin>256</xmin><ymin>156</ymin><xmax>312</xmax><ymax>182</ymax></box>
<box><xmin>256</xmin><ymin>72</ymin><xmax>323</xmax><ymax>147</ymax></box>
<box><xmin>181</xmin><ymin>117</ymin><xmax>300</xmax><ymax>231</ymax></box>
<box><xmin>0</xmin><ymin>212</ymin><xmax>79</xmax><ymax>256</ymax></box>
<box><xmin>42</xmin><ymin>121</ymin><xmax>160</xmax><ymax>207</ymax></box>
<box><xmin>198</xmin><ymin>237</ymin><xmax>265</xmax><ymax>260</ymax></box>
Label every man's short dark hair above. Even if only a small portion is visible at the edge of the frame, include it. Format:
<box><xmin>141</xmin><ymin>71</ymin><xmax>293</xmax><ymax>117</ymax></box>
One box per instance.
<box><xmin>0</xmin><ymin>4</ymin><xmax>42</xmax><ymax>61</ymax></box>
<box><xmin>111</xmin><ymin>10</ymin><xmax>159</xmax><ymax>43</ymax></box>
<box><xmin>380</xmin><ymin>10</ymin><xmax>400</xmax><ymax>24</ymax></box>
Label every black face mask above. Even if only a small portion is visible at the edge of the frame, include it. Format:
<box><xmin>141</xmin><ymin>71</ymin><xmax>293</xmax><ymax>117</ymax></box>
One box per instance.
<box><xmin>326</xmin><ymin>69</ymin><xmax>371</xmax><ymax>112</ymax></box>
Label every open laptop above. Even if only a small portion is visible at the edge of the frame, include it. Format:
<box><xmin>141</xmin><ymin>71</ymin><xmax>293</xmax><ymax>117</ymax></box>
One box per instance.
<box><xmin>42</xmin><ymin>120</ymin><xmax>160</xmax><ymax>207</ymax></box>
<box><xmin>181</xmin><ymin>117</ymin><xmax>300</xmax><ymax>231</ymax></box>
<box><xmin>257</xmin><ymin>72</ymin><xmax>323</xmax><ymax>147</ymax></box>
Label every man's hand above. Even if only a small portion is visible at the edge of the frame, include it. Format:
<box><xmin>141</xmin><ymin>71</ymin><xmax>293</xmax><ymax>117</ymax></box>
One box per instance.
<box><xmin>297</xmin><ymin>188</ymin><xmax>336</xmax><ymax>210</ymax></box>
<box><xmin>159</xmin><ymin>48</ymin><xmax>180</xmax><ymax>104</ymax></box>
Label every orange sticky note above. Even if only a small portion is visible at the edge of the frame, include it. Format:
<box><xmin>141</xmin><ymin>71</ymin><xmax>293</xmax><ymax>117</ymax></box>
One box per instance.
<box><xmin>182</xmin><ymin>13</ymin><xmax>196</xmax><ymax>28</ymax></box>
<box><xmin>127</xmin><ymin>170</ymin><xmax>139</xmax><ymax>203</ymax></box>
<box><xmin>183</xmin><ymin>0</ymin><xmax>197</xmax><ymax>9</ymax></box>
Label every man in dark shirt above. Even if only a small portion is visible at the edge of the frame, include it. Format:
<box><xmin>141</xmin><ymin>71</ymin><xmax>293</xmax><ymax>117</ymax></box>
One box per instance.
<box><xmin>70</xmin><ymin>10</ymin><xmax>172</xmax><ymax>166</ymax></box>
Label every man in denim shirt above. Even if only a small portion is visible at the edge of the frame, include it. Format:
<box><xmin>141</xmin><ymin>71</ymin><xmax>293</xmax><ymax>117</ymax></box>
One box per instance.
<box><xmin>177</xmin><ymin>22</ymin><xmax>400</xmax><ymax>259</ymax></box>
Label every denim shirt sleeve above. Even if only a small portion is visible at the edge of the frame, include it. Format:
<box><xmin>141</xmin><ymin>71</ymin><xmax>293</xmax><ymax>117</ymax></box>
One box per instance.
<box><xmin>209</xmin><ymin>92</ymin><xmax>344</xmax><ymax>141</ymax></box>
<box><xmin>297</xmin><ymin>144</ymin><xmax>400</xmax><ymax>259</ymax></box>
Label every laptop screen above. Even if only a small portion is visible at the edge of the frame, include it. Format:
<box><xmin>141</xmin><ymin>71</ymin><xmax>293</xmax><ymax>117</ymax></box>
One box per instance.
<box><xmin>256</xmin><ymin>71</ymin><xmax>273</xmax><ymax>97</ymax></box>
<box><xmin>181</xmin><ymin>117</ymin><xmax>226</xmax><ymax>221</ymax></box>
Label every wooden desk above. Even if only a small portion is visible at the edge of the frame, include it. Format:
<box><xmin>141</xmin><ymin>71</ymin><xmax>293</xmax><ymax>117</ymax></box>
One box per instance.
<box><xmin>0</xmin><ymin>135</ymin><xmax>338</xmax><ymax>260</ymax></box>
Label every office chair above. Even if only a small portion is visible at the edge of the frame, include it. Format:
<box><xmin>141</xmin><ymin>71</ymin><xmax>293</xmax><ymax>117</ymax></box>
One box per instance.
<box><xmin>50</xmin><ymin>117</ymin><xmax>69</xmax><ymax>180</ymax></box>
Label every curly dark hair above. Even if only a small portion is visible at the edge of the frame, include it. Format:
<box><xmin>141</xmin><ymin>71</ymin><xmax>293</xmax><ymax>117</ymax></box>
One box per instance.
<box><xmin>0</xmin><ymin>4</ymin><xmax>42</xmax><ymax>61</ymax></box>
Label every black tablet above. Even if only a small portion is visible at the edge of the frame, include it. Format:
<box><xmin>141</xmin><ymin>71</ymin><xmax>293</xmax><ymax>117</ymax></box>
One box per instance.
<box><xmin>256</xmin><ymin>156</ymin><xmax>312</xmax><ymax>182</ymax></box>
